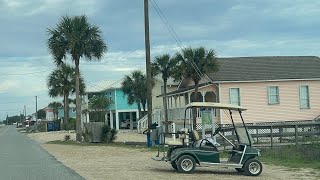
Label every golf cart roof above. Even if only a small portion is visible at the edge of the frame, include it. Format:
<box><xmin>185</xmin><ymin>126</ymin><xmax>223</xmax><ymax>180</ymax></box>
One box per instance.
<box><xmin>185</xmin><ymin>102</ymin><xmax>247</xmax><ymax>111</ymax></box>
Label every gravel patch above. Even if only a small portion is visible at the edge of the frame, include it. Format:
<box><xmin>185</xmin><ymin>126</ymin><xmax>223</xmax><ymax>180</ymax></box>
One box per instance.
<box><xmin>27</xmin><ymin>131</ymin><xmax>320</xmax><ymax>180</ymax></box>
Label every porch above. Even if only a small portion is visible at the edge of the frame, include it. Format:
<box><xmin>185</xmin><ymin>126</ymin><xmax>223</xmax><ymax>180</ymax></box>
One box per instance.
<box><xmin>137</xmin><ymin>84</ymin><xmax>221</xmax><ymax>133</ymax></box>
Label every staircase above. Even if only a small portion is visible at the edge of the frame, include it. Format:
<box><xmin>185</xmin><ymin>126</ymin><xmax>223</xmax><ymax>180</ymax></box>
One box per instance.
<box><xmin>137</xmin><ymin>109</ymin><xmax>162</xmax><ymax>133</ymax></box>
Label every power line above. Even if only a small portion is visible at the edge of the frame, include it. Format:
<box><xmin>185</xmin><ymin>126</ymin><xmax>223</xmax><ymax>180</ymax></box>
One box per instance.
<box><xmin>149</xmin><ymin>0</ymin><xmax>208</xmax><ymax>82</ymax></box>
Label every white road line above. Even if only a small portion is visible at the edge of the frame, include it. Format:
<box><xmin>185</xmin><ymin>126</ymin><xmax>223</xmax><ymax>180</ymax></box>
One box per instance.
<box><xmin>0</xmin><ymin>126</ymin><xmax>9</xmax><ymax>136</ymax></box>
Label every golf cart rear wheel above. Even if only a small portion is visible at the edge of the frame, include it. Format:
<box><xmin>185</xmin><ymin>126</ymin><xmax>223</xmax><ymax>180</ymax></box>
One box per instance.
<box><xmin>244</xmin><ymin>159</ymin><xmax>262</xmax><ymax>176</ymax></box>
<box><xmin>171</xmin><ymin>161</ymin><xmax>178</xmax><ymax>171</ymax></box>
<box><xmin>177</xmin><ymin>155</ymin><xmax>196</xmax><ymax>173</ymax></box>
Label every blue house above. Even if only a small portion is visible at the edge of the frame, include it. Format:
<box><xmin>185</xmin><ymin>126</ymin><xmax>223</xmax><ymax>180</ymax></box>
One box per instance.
<box><xmin>81</xmin><ymin>79</ymin><xmax>140</xmax><ymax>130</ymax></box>
<box><xmin>57</xmin><ymin>104</ymin><xmax>76</xmax><ymax>120</ymax></box>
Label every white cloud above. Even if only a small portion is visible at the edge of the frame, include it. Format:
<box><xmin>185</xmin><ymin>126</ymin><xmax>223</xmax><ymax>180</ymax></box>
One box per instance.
<box><xmin>2</xmin><ymin>0</ymin><xmax>100</xmax><ymax>16</ymax></box>
<box><xmin>0</xmin><ymin>80</ymin><xmax>19</xmax><ymax>93</ymax></box>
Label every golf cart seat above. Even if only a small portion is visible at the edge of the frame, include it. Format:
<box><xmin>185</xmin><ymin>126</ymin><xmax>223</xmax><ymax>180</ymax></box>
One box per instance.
<box><xmin>166</xmin><ymin>128</ymin><xmax>189</xmax><ymax>146</ymax></box>
<box><xmin>191</xmin><ymin>130</ymin><xmax>201</xmax><ymax>142</ymax></box>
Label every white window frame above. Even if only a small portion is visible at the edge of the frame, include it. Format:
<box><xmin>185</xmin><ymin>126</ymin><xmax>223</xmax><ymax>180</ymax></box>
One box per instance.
<box><xmin>229</xmin><ymin>88</ymin><xmax>241</xmax><ymax>106</ymax></box>
<box><xmin>299</xmin><ymin>85</ymin><xmax>310</xmax><ymax>109</ymax></box>
<box><xmin>267</xmin><ymin>86</ymin><xmax>280</xmax><ymax>105</ymax></box>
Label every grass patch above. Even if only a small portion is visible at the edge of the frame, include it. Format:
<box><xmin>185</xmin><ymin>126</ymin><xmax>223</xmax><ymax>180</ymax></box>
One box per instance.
<box><xmin>260</xmin><ymin>143</ymin><xmax>320</xmax><ymax>169</ymax></box>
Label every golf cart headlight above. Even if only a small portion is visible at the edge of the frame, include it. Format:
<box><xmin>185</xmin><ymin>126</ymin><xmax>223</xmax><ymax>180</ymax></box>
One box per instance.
<box><xmin>257</xmin><ymin>151</ymin><xmax>261</xmax><ymax>156</ymax></box>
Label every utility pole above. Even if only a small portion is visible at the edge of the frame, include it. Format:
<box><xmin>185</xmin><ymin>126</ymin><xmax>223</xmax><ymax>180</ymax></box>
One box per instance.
<box><xmin>24</xmin><ymin>105</ymin><xmax>26</xmax><ymax>121</ymax></box>
<box><xmin>19</xmin><ymin>111</ymin><xmax>22</xmax><ymax>124</ymax></box>
<box><xmin>6</xmin><ymin>112</ymin><xmax>8</xmax><ymax>125</ymax></box>
<box><xmin>35</xmin><ymin>96</ymin><xmax>38</xmax><ymax>123</ymax></box>
<box><xmin>144</xmin><ymin>0</ymin><xmax>152</xmax><ymax>136</ymax></box>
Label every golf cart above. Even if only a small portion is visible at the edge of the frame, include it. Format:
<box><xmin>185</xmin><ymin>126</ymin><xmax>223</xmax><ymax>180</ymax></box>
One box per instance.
<box><xmin>152</xmin><ymin>102</ymin><xmax>262</xmax><ymax>176</ymax></box>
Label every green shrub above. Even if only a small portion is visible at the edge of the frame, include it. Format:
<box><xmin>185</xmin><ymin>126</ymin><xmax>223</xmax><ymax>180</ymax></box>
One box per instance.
<box><xmin>100</xmin><ymin>124</ymin><xmax>117</xmax><ymax>144</ymax></box>
<box><xmin>37</xmin><ymin>123</ymin><xmax>47</xmax><ymax>132</ymax></box>
<box><xmin>64</xmin><ymin>135</ymin><xmax>71</xmax><ymax>141</ymax></box>
<box><xmin>62</xmin><ymin>118</ymin><xmax>76</xmax><ymax>130</ymax></box>
<box><xmin>82</xmin><ymin>128</ymin><xmax>93</xmax><ymax>142</ymax></box>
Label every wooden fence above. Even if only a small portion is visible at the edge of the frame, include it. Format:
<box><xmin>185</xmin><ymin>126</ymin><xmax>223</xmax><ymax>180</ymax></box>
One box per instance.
<box><xmin>216</xmin><ymin>121</ymin><xmax>320</xmax><ymax>148</ymax></box>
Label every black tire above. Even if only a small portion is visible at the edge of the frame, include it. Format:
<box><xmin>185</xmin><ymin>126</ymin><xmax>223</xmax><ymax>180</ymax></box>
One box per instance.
<box><xmin>176</xmin><ymin>155</ymin><xmax>196</xmax><ymax>173</ymax></box>
<box><xmin>171</xmin><ymin>161</ymin><xmax>178</xmax><ymax>171</ymax></box>
<box><xmin>244</xmin><ymin>158</ymin><xmax>263</xmax><ymax>176</ymax></box>
<box><xmin>235</xmin><ymin>168</ymin><xmax>244</xmax><ymax>173</ymax></box>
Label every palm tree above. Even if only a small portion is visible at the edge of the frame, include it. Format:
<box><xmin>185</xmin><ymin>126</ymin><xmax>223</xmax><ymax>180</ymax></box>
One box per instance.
<box><xmin>47</xmin><ymin>64</ymin><xmax>85</xmax><ymax>126</ymax></box>
<box><xmin>48</xmin><ymin>102</ymin><xmax>63</xmax><ymax>121</ymax></box>
<box><xmin>152</xmin><ymin>54</ymin><xmax>178</xmax><ymax>134</ymax></box>
<box><xmin>175</xmin><ymin>47</ymin><xmax>219</xmax><ymax>128</ymax></box>
<box><xmin>47</xmin><ymin>15</ymin><xmax>107</xmax><ymax>141</ymax></box>
<box><xmin>122</xmin><ymin>70</ymin><xmax>147</xmax><ymax>119</ymax></box>
<box><xmin>88</xmin><ymin>95</ymin><xmax>111</xmax><ymax>122</ymax></box>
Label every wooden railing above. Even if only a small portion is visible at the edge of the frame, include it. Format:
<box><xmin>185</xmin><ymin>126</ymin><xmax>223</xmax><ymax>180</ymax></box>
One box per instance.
<box><xmin>216</xmin><ymin>121</ymin><xmax>320</xmax><ymax>148</ymax></box>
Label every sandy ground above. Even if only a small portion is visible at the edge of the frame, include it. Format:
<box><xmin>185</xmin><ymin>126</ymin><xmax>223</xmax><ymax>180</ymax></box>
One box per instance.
<box><xmin>27</xmin><ymin>131</ymin><xmax>320</xmax><ymax>180</ymax></box>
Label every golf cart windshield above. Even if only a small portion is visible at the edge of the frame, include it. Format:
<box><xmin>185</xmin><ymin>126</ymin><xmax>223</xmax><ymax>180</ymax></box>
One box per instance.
<box><xmin>236</xmin><ymin>127</ymin><xmax>254</xmax><ymax>145</ymax></box>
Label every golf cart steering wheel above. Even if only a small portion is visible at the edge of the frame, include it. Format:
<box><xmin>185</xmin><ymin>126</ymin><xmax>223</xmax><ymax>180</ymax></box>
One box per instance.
<box><xmin>212</xmin><ymin>126</ymin><xmax>222</xmax><ymax>136</ymax></box>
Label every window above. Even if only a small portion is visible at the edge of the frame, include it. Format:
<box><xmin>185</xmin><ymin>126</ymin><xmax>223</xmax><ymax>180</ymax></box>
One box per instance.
<box><xmin>299</xmin><ymin>86</ymin><xmax>310</xmax><ymax>109</ymax></box>
<box><xmin>229</xmin><ymin>88</ymin><xmax>240</xmax><ymax>106</ymax></box>
<box><xmin>268</xmin><ymin>86</ymin><xmax>279</xmax><ymax>104</ymax></box>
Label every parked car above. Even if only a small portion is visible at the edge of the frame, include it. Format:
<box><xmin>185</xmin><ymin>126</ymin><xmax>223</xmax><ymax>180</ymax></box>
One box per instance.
<box><xmin>120</xmin><ymin>120</ymin><xmax>137</xmax><ymax>129</ymax></box>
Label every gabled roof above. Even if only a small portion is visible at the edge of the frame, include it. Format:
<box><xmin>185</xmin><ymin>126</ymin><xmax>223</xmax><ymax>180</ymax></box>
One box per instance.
<box><xmin>86</xmin><ymin>79</ymin><xmax>123</xmax><ymax>93</ymax></box>
<box><xmin>207</xmin><ymin>56</ymin><xmax>320</xmax><ymax>82</ymax></box>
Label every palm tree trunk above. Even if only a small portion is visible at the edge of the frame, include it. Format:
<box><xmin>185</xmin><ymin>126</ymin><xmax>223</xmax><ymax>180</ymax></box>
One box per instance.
<box><xmin>163</xmin><ymin>79</ymin><xmax>169</xmax><ymax>134</ymax></box>
<box><xmin>54</xmin><ymin>112</ymin><xmax>56</xmax><ymax>121</ymax></box>
<box><xmin>192</xmin><ymin>81</ymin><xmax>199</xmax><ymax>130</ymax></box>
<box><xmin>137</xmin><ymin>100</ymin><xmax>142</xmax><ymax>120</ymax></box>
<box><xmin>63</xmin><ymin>93</ymin><xmax>68</xmax><ymax>128</ymax></box>
<box><xmin>142</xmin><ymin>103</ymin><xmax>146</xmax><ymax>116</ymax></box>
<box><xmin>75</xmin><ymin>59</ymin><xmax>82</xmax><ymax>141</ymax></box>
<box><xmin>65</xmin><ymin>95</ymin><xmax>70</xmax><ymax>125</ymax></box>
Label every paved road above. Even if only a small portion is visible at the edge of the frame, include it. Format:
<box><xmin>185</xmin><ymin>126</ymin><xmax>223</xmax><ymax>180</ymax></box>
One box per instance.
<box><xmin>0</xmin><ymin>126</ymin><xmax>84</xmax><ymax>180</ymax></box>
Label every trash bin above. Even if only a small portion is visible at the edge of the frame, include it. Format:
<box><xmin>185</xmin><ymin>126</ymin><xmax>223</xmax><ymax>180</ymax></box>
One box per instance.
<box><xmin>47</xmin><ymin>122</ymin><xmax>54</xmax><ymax>132</ymax></box>
<box><xmin>146</xmin><ymin>132</ymin><xmax>152</xmax><ymax>147</ymax></box>
<box><xmin>151</xmin><ymin>129</ymin><xmax>159</xmax><ymax>145</ymax></box>
<box><xmin>53</xmin><ymin>122</ymin><xmax>61</xmax><ymax>131</ymax></box>
<box><xmin>157</xmin><ymin>125</ymin><xmax>164</xmax><ymax>144</ymax></box>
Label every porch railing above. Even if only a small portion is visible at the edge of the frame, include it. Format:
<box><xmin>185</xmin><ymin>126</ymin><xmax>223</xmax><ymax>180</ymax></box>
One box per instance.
<box><xmin>137</xmin><ymin>108</ymin><xmax>204</xmax><ymax>133</ymax></box>
<box><xmin>137</xmin><ymin>109</ymin><xmax>162</xmax><ymax>133</ymax></box>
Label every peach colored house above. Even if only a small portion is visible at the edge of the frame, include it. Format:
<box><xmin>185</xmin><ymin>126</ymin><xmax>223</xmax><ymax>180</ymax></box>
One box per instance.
<box><xmin>163</xmin><ymin>56</ymin><xmax>320</xmax><ymax>124</ymax></box>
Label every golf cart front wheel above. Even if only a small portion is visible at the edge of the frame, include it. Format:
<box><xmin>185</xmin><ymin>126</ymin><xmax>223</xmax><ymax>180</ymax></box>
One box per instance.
<box><xmin>244</xmin><ymin>159</ymin><xmax>263</xmax><ymax>176</ymax></box>
<box><xmin>177</xmin><ymin>155</ymin><xmax>196</xmax><ymax>173</ymax></box>
<box><xmin>171</xmin><ymin>161</ymin><xmax>178</xmax><ymax>171</ymax></box>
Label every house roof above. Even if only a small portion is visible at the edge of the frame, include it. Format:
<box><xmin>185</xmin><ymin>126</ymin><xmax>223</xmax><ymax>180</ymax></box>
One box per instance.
<box><xmin>207</xmin><ymin>56</ymin><xmax>320</xmax><ymax>82</ymax></box>
<box><xmin>86</xmin><ymin>79</ymin><xmax>123</xmax><ymax>93</ymax></box>
<box><xmin>160</xmin><ymin>56</ymin><xmax>320</xmax><ymax>97</ymax></box>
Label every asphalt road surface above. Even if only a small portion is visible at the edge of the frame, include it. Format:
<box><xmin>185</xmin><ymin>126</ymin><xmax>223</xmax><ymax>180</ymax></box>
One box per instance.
<box><xmin>0</xmin><ymin>126</ymin><xmax>84</xmax><ymax>180</ymax></box>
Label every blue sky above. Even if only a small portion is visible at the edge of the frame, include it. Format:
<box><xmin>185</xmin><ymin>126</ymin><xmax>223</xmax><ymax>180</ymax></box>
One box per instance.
<box><xmin>0</xmin><ymin>0</ymin><xmax>320</xmax><ymax>120</ymax></box>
